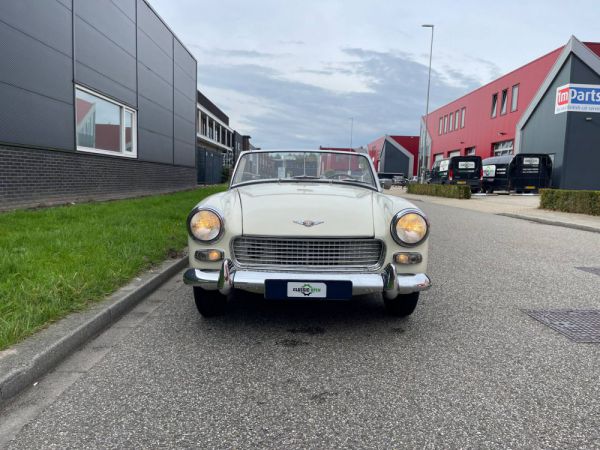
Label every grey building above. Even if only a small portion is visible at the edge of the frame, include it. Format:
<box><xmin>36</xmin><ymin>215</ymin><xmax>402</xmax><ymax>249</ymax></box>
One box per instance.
<box><xmin>196</xmin><ymin>90</ymin><xmax>232</xmax><ymax>182</ymax></box>
<box><xmin>366</xmin><ymin>135</ymin><xmax>419</xmax><ymax>177</ymax></box>
<box><xmin>0</xmin><ymin>0</ymin><xmax>197</xmax><ymax>210</ymax></box>
<box><xmin>516</xmin><ymin>37</ymin><xmax>600</xmax><ymax>190</ymax></box>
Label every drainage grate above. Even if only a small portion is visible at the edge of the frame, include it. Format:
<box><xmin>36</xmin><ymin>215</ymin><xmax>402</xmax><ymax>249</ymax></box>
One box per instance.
<box><xmin>524</xmin><ymin>309</ymin><xmax>600</xmax><ymax>343</ymax></box>
<box><xmin>576</xmin><ymin>267</ymin><xmax>600</xmax><ymax>277</ymax></box>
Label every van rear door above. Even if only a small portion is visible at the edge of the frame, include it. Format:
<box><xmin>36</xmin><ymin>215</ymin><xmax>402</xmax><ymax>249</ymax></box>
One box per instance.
<box><xmin>451</xmin><ymin>156</ymin><xmax>482</xmax><ymax>181</ymax></box>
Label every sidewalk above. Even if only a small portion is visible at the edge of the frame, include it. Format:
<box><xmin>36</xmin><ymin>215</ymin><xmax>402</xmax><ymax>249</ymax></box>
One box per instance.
<box><xmin>391</xmin><ymin>187</ymin><xmax>600</xmax><ymax>234</ymax></box>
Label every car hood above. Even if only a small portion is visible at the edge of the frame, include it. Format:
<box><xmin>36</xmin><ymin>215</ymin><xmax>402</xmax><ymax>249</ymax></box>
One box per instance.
<box><xmin>236</xmin><ymin>182</ymin><xmax>374</xmax><ymax>237</ymax></box>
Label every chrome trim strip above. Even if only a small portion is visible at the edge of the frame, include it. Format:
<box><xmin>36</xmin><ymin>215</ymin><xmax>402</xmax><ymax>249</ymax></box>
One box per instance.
<box><xmin>183</xmin><ymin>262</ymin><xmax>431</xmax><ymax>298</ymax></box>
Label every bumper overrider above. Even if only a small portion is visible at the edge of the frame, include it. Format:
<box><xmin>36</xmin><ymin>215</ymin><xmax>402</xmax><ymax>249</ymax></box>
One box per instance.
<box><xmin>183</xmin><ymin>259</ymin><xmax>431</xmax><ymax>299</ymax></box>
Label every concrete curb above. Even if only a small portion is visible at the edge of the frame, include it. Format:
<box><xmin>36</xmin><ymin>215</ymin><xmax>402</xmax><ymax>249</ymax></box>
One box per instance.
<box><xmin>498</xmin><ymin>213</ymin><xmax>600</xmax><ymax>234</ymax></box>
<box><xmin>0</xmin><ymin>255</ymin><xmax>188</xmax><ymax>408</ymax></box>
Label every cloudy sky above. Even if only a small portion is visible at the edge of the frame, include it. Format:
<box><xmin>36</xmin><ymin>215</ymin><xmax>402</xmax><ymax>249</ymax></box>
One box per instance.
<box><xmin>151</xmin><ymin>0</ymin><xmax>599</xmax><ymax>149</ymax></box>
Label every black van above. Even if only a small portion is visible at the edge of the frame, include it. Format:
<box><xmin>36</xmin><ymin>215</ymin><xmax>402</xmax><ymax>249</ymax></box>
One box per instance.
<box><xmin>482</xmin><ymin>153</ymin><xmax>552</xmax><ymax>193</ymax></box>
<box><xmin>481</xmin><ymin>155</ymin><xmax>512</xmax><ymax>193</ymax></box>
<box><xmin>429</xmin><ymin>156</ymin><xmax>483</xmax><ymax>192</ymax></box>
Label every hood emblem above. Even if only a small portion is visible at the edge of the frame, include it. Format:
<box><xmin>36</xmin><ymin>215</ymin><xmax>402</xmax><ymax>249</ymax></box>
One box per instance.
<box><xmin>293</xmin><ymin>219</ymin><xmax>324</xmax><ymax>227</ymax></box>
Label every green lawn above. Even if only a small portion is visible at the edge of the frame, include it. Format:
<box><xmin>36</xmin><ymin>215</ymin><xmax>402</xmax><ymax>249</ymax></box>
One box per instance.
<box><xmin>0</xmin><ymin>185</ymin><xmax>226</xmax><ymax>350</ymax></box>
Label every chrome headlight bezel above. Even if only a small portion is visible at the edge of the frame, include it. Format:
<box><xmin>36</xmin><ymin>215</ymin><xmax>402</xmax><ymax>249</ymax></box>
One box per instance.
<box><xmin>390</xmin><ymin>209</ymin><xmax>430</xmax><ymax>247</ymax></box>
<box><xmin>186</xmin><ymin>207</ymin><xmax>225</xmax><ymax>243</ymax></box>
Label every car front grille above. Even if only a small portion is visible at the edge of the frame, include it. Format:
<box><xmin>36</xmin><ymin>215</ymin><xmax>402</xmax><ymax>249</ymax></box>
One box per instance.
<box><xmin>231</xmin><ymin>236</ymin><xmax>384</xmax><ymax>270</ymax></box>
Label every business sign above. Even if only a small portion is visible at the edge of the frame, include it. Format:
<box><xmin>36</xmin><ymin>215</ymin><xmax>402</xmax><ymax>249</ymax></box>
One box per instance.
<box><xmin>483</xmin><ymin>164</ymin><xmax>496</xmax><ymax>178</ymax></box>
<box><xmin>555</xmin><ymin>83</ymin><xmax>600</xmax><ymax>114</ymax></box>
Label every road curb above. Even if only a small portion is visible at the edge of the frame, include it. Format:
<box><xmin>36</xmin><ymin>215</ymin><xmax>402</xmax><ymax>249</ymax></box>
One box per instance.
<box><xmin>498</xmin><ymin>213</ymin><xmax>600</xmax><ymax>234</ymax></box>
<box><xmin>0</xmin><ymin>255</ymin><xmax>188</xmax><ymax>408</ymax></box>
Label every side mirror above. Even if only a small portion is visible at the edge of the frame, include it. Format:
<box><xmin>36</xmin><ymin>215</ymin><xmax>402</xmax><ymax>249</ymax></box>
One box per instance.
<box><xmin>380</xmin><ymin>179</ymin><xmax>392</xmax><ymax>190</ymax></box>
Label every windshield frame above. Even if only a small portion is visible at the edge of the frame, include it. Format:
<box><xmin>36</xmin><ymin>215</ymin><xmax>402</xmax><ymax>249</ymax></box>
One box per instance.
<box><xmin>229</xmin><ymin>150</ymin><xmax>380</xmax><ymax>192</ymax></box>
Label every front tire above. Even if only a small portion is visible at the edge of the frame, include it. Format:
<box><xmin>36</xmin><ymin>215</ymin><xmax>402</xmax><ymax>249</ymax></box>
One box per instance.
<box><xmin>193</xmin><ymin>287</ymin><xmax>227</xmax><ymax>317</ymax></box>
<box><xmin>384</xmin><ymin>292</ymin><xmax>420</xmax><ymax>317</ymax></box>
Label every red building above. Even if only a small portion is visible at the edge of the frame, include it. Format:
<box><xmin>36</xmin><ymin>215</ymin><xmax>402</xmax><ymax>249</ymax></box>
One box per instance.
<box><xmin>318</xmin><ymin>146</ymin><xmax>361</xmax><ymax>171</ymax></box>
<box><xmin>421</xmin><ymin>36</ymin><xmax>600</xmax><ymax>190</ymax></box>
<box><xmin>366</xmin><ymin>135</ymin><xmax>419</xmax><ymax>176</ymax></box>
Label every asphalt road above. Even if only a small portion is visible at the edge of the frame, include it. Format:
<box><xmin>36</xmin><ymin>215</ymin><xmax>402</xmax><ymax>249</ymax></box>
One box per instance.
<box><xmin>2</xmin><ymin>201</ymin><xmax>600</xmax><ymax>449</ymax></box>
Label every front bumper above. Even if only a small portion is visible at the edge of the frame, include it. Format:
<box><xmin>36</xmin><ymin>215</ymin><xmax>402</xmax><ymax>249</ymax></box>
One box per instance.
<box><xmin>183</xmin><ymin>259</ymin><xmax>431</xmax><ymax>299</ymax></box>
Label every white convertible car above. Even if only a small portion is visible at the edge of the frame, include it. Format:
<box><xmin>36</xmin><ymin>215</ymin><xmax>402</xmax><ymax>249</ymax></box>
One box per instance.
<box><xmin>184</xmin><ymin>150</ymin><xmax>431</xmax><ymax>317</ymax></box>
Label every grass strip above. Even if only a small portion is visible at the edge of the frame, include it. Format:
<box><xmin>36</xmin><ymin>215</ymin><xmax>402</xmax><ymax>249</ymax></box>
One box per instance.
<box><xmin>0</xmin><ymin>185</ymin><xmax>226</xmax><ymax>350</ymax></box>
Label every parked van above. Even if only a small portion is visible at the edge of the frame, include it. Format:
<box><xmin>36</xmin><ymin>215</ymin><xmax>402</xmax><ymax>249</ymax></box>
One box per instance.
<box><xmin>481</xmin><ymin>155</ymin><xmax>512</xmax><ymax>193</ymax></box>
<box><xmin>482</xmin><ymin>153</ymin><xmax>552</xmax><ymax>193</ymax></box>
<box><xmin>429</xmin><ymin>156</ymin><xmax>483</xmax><ymax>192</ymax></box>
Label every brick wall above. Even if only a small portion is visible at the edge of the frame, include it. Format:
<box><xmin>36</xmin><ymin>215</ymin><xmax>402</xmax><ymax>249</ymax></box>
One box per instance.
<box><xmin>0</xmin><ymin>145</ymin><xmax>197</xmax><ymax>211</ymax></box>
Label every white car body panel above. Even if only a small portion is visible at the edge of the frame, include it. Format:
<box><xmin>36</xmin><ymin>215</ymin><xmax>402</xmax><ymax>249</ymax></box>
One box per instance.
<box><xmin>185</xmin><ymin>149</ymin><xmax>430</xmax><ymax>301</ymax></box>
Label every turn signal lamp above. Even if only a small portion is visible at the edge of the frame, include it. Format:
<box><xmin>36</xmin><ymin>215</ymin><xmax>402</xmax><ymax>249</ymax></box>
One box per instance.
<box><xmin>394</xmin><ymin>252</ymin><xmax>423</xmax><ymax>265</ymax></box>
<box><xmin>195</xmin><ymin>249</ymin><xmax>224</xmax><ymax>262</ymax></box>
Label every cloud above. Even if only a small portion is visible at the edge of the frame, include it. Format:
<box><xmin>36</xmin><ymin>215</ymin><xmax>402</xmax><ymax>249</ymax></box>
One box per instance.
<box><xmin>189</xmin><ymin>45</ymin><xmax>283</xmax><ymax>59</ymax></box>
<box><xmin>198</xmin><ymin>48</ymin><xmax>480</xmax><ymax>149</ymax></box>
<box><xmin>214</xmin><ymin>49</ymin><xmax>283</xmax><ymax>58</ymax></box>
<box><xmin>277</xmin><ymin>40</ymin><xmax>305</xmax><ymax>45</ymax></box>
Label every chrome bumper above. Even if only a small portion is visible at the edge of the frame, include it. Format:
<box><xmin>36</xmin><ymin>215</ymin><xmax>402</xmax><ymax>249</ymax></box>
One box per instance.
<box><xmin>183</xmin><ymin>259</ymin><xmax>431</xmax><ymax>298</ymax></box>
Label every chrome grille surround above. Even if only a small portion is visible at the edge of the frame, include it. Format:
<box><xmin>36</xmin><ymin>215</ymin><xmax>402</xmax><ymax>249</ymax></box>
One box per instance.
<box><xmin>231</xmin><ymin>236</ymin><xmax>385</xmax><ymax>271</ymax></box>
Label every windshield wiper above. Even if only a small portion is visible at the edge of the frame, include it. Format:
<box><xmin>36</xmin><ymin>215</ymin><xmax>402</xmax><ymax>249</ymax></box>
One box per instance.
<box><xmin>332</xmin><ymin>178</ymin><xmax>374</xmax><ymax>187</ymax></box>
<box><xmin>291</xmin><ymin>175</ymin><xmax>321</xmax><ymax>179</ymax></box>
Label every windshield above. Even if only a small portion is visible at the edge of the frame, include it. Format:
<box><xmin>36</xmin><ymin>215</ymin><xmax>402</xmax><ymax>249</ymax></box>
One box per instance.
<box><xmin>231</xmin><ymin>151</ymin><xmax>378</xmax><ymax>189</ymax></box>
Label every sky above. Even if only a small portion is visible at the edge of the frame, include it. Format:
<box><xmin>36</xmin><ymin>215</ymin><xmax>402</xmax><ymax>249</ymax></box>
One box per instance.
<box><xmin>150</xmin><ymin>0</ymin><xmax>600</xmax><ymax>149</ymax></box>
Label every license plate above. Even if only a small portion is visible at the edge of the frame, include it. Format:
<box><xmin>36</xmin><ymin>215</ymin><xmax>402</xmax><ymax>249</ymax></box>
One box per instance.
<box><xmin>287</xmin><ymin>282</ymin><xmax>327</xmax><ymax>298</ymax></box>
<box><xmin>264</xmin><ymin>280</ymin><xmax>352</xmax><ymax>299</ymax></box>
<box><xmin>525</xmin><ymin>185</ymin><xmax>536</xmax><ymax>189</ymax></box>
<box><xmin>457</xmin><ymin>181</ymin><xmax>466</xmax><ymax>184</ymax></box>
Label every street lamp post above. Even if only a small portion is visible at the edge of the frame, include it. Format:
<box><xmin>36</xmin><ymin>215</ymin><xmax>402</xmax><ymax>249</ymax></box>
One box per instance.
<box><xmin>348</xmin><ymin>117</ymin><xmax>354</xmax><ymax>173</ymax></box>
<box><xmin>421</xmin><ymin>24</ymin><xmax>434</xmax><ymax>183</ymax></box>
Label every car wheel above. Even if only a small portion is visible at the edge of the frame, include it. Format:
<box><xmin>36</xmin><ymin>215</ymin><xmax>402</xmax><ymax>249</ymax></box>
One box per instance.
<box><xmin>193</xmin><ymin>287</ymin><xmax>227</xmax><ymax>317</ymax></box>
<box><xmin>384</xmin><ymin>292</ymin><xmax>419</xmax><ymax>317</ymax></box>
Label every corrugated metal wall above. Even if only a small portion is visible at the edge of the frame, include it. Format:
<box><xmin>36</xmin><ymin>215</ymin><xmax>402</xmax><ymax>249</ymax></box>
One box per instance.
<box><xmin>196</xmin><ymin>148</ymin><xmax>224</xmax><ymax>184</ymax></box>
<box><xmin>0</xmin><ymin>0</ymin><xmax>197</xmax><ymax>168</ymax></box>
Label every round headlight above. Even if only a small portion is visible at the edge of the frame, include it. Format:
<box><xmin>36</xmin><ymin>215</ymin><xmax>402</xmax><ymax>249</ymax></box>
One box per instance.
<box><xmin>391</xmin><ymin>210</ymin><xmax>429</xmax><ymax>246</ymax></box>
<box><xmin>187</xmin><ymin>208</ymin><xmax>223</xmax><ymax>242</ymax></box>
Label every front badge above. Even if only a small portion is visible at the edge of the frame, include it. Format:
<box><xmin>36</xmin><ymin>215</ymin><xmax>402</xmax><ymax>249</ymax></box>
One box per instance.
<box><xmin>293</xmin><ymin>219</ymin><xmax>324</xmax><ymax>227</ymax></box>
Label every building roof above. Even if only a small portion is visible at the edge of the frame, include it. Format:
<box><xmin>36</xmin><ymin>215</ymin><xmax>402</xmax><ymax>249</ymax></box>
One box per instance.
<box><xmin>389</xmin><ymin>136</ymin><xmax>419</xmax><ymax>154</ymax></box>
<box><xmin>515</xmin><ymin>36</ymin><xmax>600</xmax><ymax>151</ymax></box>
<box><xmin>426</xmin><ymin>38</ymin><xmax>600</xmax><ymax>120</ymax></box>
<box><xmin>197</xmin><ymin>90</ymin><xmax>229</xmax><ymax>125</ymax></box>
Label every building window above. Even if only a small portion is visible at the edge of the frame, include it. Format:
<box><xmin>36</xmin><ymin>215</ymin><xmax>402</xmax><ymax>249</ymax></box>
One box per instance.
<box><xmin>444</xmin><ymin>115</ymin><xmax>448</xmax><ymax>133</ymax></box>
<box><xmin>438</xmin><ymin>117</ymin><xmax>443</xmax><ymax>135</ymax></box>
<box><xmin>460</xmin><ymin>107</ymin><xmax>466</xmax><ymax>128</ymax></box>
<box><xmin>465</xmin><ymin>147</ymin><xmax>476</xmax><ymax>156</ymax></box>
<box><xmin>500</xmin><ymin>89</ymin><xmax>508</xmax><ymax>115</ymax></box>
<box><xmin>455</xmin><ymin>110</ymin><xmax>460</xmax><ymax>130</ymax></box>
<box><xmin>433</xmin><ymin>153</ymin><xmax>444</xmax><ymax>162</ymax></box>
<box><xmin>448</xmin><ymin>150</ymin><xmax>460</xmax><ymax>158</ymax></box>
<box><xmin>76</xmin><ymin>86</ymin><xmax>136</xmax><ymax>158</ymax></box>
<box><xmin>511</xmin><ymin>84</ymin><xmax>519</xmax><ymax>112</ymax></box>
<box><xmin>493</xmin><ymin>140</ymin><xmax>514</xmax><ymax>156</ymax></box>
<box><xmin>449</xmin><ymin>112</ymin><xmax>454</xmax><ymax>131</ymax></box>
<box><xmin>491</xmin><ymin>93</ymin><xmax>498</xmax><ymax>118</ymax></box>
<box><xmin>200</xmin><ymin>113</ymin><xmax>207</xmax><ymax>135</ymax></box>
